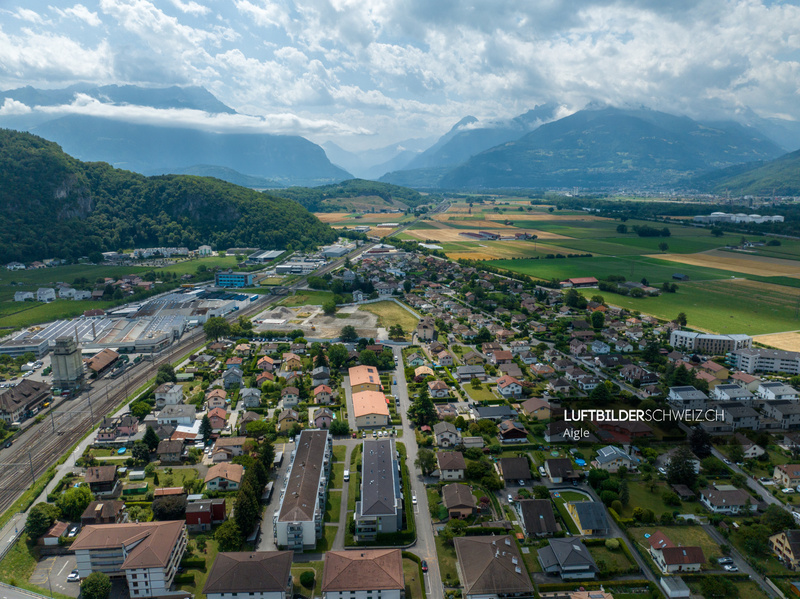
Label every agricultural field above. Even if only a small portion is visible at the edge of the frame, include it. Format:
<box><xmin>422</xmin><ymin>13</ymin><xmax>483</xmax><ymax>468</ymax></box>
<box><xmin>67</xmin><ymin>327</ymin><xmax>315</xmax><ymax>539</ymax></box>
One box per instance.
<box><xmin>359</xmin><ymin>301</ymin><xmax>419</xmax><ymax>338</ymax></box>
<box><xmin>412</xmin><ymin>199</ymin><xmax>800</xmax><ymax>336</ymax></box>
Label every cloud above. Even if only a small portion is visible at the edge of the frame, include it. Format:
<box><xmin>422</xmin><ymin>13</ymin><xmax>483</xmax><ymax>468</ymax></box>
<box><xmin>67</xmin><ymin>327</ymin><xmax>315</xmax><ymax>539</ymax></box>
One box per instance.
<box><xmin>169</xmin><ymin>0</ymin><xmax>210</xmax><ymax>16</ymax></box>
<box><xmin>13</xmin><ymin>8</ymin><xmax>44</xmax><ymax>24</ymax></box>
<box><xmin>51</xmin><ymin>4</ymin><xmax>103</xmax><ymax>26</ymax></box>
<box><xmin>33</xmin><ymin>93</ymin><xmax>371</xmax><ymax>135</ymax></box>
<box><xmin>0</xmin><ymin>98</ymin><xmax>32</xmax><ymax>115</ymax></box>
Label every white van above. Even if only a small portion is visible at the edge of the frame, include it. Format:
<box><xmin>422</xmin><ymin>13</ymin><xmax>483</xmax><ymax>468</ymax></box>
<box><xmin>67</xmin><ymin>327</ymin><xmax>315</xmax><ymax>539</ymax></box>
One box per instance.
<box><xmin>343</xmin><ymin>470</ymin><xmax>350</xmax><ymax>482</ymax></box>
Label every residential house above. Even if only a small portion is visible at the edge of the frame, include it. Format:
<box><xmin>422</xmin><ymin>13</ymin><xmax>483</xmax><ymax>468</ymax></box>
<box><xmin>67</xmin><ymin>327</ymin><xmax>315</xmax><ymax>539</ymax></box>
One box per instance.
<box><xmin>566</xmin><ymin>502</ymin><xmax>609</xmax><ymax>535</ymax></box>
<box><xmin>415</xmin><ymin>318</ymin><xmax>436</xmax><ymax>341</ymax></box>
<box><xmin>699</xmin><ymin>485</ymin><xmax>757</xmax><ymax>514</ymax></box>
<box><xmin>591</xmin><ymin>445</ymin><xmax>637</xmax><ymax>473</ymax></box>
<box><xmin>225</xmin><ymin>357</ymin><xmax>243</xmax><ymax>370</ymax></box>
<box><xmin>257</xmin><ymin>356</ymin><xmax>275</xmax><ymax>372</ymax></box>
<box><xmin>277</xmin><ymin>409</ymin><xmax>299</xmax><ymax>433</ymax></box>
<box><xmin>321</xmin><ymin>550</ymin><xmax>404</xmax><ymax>599</ymax></box>
<box><xmin>186</xmin><ymin>499</ymin><xmax>227</xmax><ymax>533</ymax></box>
<box><xmin>545</xmin><ymin>459</ymin><xmax>576</xmax><ymax>484</ymax></box>
<box><xmin>281</xmin><ymin>386</ymin><xmax>300</xmax><ymax>408</ymax></box>
<box><xmin>204</xmin><ymin>463</ymin><xmax>244</xmax><ymax>491</ymax></box>
<box><xmin>762</xmin><ymin>401</ymin><xmax>800</xmax><ymax>429</ymax></box>
<box><xmin>71</xmin><ymin>521</ymin><xmax>187</xmax><ymax>597</ymax></box>
<box><xmin>496</xmin><ymin>375</ymin><xmax>523</xmax><ymax>399</ymax></box>
<box><xmin>455</xmin><ymin>536</ymin><xmax>535</xmax><ymax>598</ymax></box>
<box><xmin>499</xmin><ymin>457</ymin><xmax>533</xmax><ymax>484</ymax></box>
<box><xmin>455</xmin><ymin>365</ymin><xmax>486</xmax><ymax>382</ymax></box>
<box><xmin>648</xmin><ymin>531</ymin><xmax>705</xmax><ymax>573</ymax></box>
<box><xmin>437</xmin><ymin>451</ymin><xmax>466</xmax><ymax>481</ymax></box>
<box><xmin>223</xmin><ymin>367</ymin><xmax>243</xmax><ymax>389</ymax></box>
<box><xmin>239</xmin><ymin>387</ymin><xmax>261</xmax><ymax>409</ymax></box>
<box><xmin>405</xmin><ymin>353</ymin><xmax>425</xmax><ymax>367</ymax></box>
<box><xmin>157</xmin><ymin>439</ymin><xmax>183</xmax><ymax>463</ymax></box>
<box><xmin>208</xmin><ymin>407</ymin><xmax>228</xmax><ymax>430</ymax></box>
<box><xmin>520</xmin><ymin>397</ymin><xmax>550</xmax><ymax>420</ymax></box>
<box><xmin>548</xmin><ymin>378</ymin><xmax>572</xmax><ymax>394</ymax></box>
<box><xmin>442</xmin><ymin>484</ymin><xmax>476</xmax><ymax>519</ymax></box>
<box><xmin>462</xmin><ymin>351</ymin><xmax>484</xmax><ymax>365</ymax></box>
<box><xmin>414</xmin><ymin>366</ymin><xmax>435</xmax><ymax>381</ymax></box>
<box><xmin>86</xmin><ymin>466</ymin><xmax>120</xmax><ymax>497</ymax></box>
<box><xmin>207</xmin><ymin>395</ymin><xmax>227</xmax><ymax>411</ymax></box>
<box><xmin>428</xmin><ymin>380</ymin><xmax>450</xmax><ymax>399</ymax></box>
<box><xmin>313</xmin><ymin>407</ymin><xmax>334</xmax><ymax>429</ymax></box>
<box><xmin>473</xmin><ymin>405</ymin><xmax>518</xmax><ymax>422</ymax></box>
<box><xmin>769</xmin><ymin>529</ymin><xmax>800</xmax><ymax>570</ymax></box>
<box><xmin>80</xmin><ymin>501</ymin><xmax>126</xmax><ymax>526</ymax></box>
<box><xmin>352</xmin><ymin>390</ymin><xmax>390</xmax><ymax>428</ymax></box>
<box><xmin>732</xmin><ymin>432</ymin><xmax>765</xmax><ymax>459</ymax></box>
<box><xmin>538</xmin><ymin>538</ymin><xmax>598</xmax><ymax>581</ymax></box>
<box><xmin>719</xmin><ymin>402</ymin><xmax>760</xmax><ymax>430</ymax></box>
<box><xmin>667</xmin><ymin>386</ymin><xmax>708</xmax><ymax>410</ymax></box>
<box><xmin>37</xmin><ymin>288</ymin><xmax>56</xmax><ymax>302</ymax></box>
<box><xmin>282</xmin><ymin>353</ymin><xmax>302</xmax><ymax>371</ymax></box>
<box><xmin>214</xmin><ymin>437</ymin><xmax>246</xmax><ymax>458</ymax></box>
<box><xmin>712</xmin><ymin>384</ymin><xmax>755</xmax><ymax>404</ymax></box>
<box><xmin>349</xmin><ymin>365</ymin><xmax>383</xmax><ymax>393</ymax></box>
<box><xmin>498</xmin><ymin>420</ymin><xmax>528</xmax><ymax>443</ymax></box>
<box><xmin>312</xmin><ymin>366</ymin><xmax>331</xmax><ymax>387</ymax></box>
<box><xmin>517</xmin><ymin>499</ymin><xmax>558</xmax><ymax>538</ymax></box>
<box><xmin>433</xmin><ymin>422</ymin><xmax>461</xmax><ymax>448</ymax></box>
<box><xmin>203</xmin><ymin>551</ymin><xmax>293</xmax><ymax>599</ymax></box>
<box><xmin>758</xmin><ymin>381</ymin><xmax>800</xmax><ymax>401</ymax></box>
<box><xmin>437</xmin><ymin>351</ymin><xmax>454</xmax><ymax>367</ymax></box>
<box><xmin>314</xmin><ymin>384</ymin><xmax>333</xmax><ymax>404</ymax></box>
<box><xmin>774</xmin><ymin>464</ymin><xmax>800</xmax><ymax>487</ymax></box>
<box><xmin>489</xmin><ymin>350</ymin><xmax>514</xmax><ymax>366</ymax></box>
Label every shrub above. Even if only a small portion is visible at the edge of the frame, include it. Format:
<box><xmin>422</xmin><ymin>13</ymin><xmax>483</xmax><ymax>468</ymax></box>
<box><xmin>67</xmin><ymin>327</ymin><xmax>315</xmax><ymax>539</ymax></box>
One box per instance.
<box><xmin>300</xmin><ymin>571</ymin><xmax>316</xmax><ymax>588</ymax></box>
<box><xmin>605</xmin><ymin>538</ymin><xmax>620</xmax><ymax>550</ymax></box>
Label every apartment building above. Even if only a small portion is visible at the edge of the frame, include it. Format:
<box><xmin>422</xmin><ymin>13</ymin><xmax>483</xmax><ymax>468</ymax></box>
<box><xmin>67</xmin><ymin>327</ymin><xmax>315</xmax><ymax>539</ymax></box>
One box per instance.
<box><xmin>354</xmin><ymin>439</ymin><xmax>402</xmax><ymax>541</ymax></box>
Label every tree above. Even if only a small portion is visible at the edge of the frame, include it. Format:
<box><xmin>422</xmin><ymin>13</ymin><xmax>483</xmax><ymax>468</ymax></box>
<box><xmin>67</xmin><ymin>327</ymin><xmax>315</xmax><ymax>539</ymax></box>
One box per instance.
<box><xmin>155</xmin><ymin>364</ymin><xmax>176</xmax><ymax>385</ymax></box>
<box><xmin>152</xmin><ymin>495</ymin><xmax>188</xmax><ymax>521</ymax></box>
<box><xmin>415</xmin><ymin>448</ymin><xmax>437</xmax><ymax>475</ymax></box>
<box><xmin>327</xmin><ymin>344</ymin><xmax>349</xmax><ymax>369</ymax></box>
<box><xmin>204</xmin><ymin>316</ymin><xmax>231</xmax><ymax>341</ymax></box>
<box><xmin>408</xmin><ymin>386</ymin><xmax>437</xmax><ymax>428</ymax></box>
<box><xmin>57</xmin><ymin>485</ymin><xmax>94</xmax><ymax>521</ymax></box>
<box><xmin>200</xmin><ymin>415</ymin><xmax>213</xmax><ymax>442</ymax></box>
<box><xmin>234</xmin><ymin>481</ymin><xmax>260</xmax><ymax>537</ymax></box>
<box><xmin>244</xmin><ymin>419</ymin><xmax>270</xmax><ymax>437</ymax></box>
<box><xmin>728</xmin><ymin>438</ymin><xmax>745</xmax><ymax>464</ymax></box>
<box><xmin>590</xmin><ymin>310</ymin><xmax>605</xmax><ymax>330</ymax></box>
<box><xmin>676</xmin><ymin>312</ymin><xmax>687</xmax><ymax>326</ymax></box>
<box><xmin>700</xmin><ymin>576</ymin><xmax>737</xmax><ymax>599</ymax></box>
<box><xmin>359</xmin><ymin>349</ymin><xmax>378</xmax><ymax>367</ymax></box>
<box><xmin>340</xmin><ymin>325</ymin><xmax>358</xmax><ymax>342</ymax></box>
<box><xmin>88</xmin><ymin>251</ymin><xmax>104</xmax><ymax>264</ymax></box>
<box><xmin>300</xmin><ymin>571</ymin><xmax>316</xmax><ymax>589</ymax></box>
<box><xmin>666</xmin><ymin>446</ymin><xmax>697</xmax><ymax>488</ymax></box>
<box><xmin>589</xmin><ymin>381</ymin><xmax>613</xmax><ymax>403</ymax></box>
<box><xmin>762</xmin><ymin>504</ymin><xmax>795</xmax><ymax>534</ymax></box>
<box><xmin>131</xmin><ymin>441</ymin><xmax>150</xmax><ymax>464</ymax></box>
<box><xmin>710</xmin><ymin>227</ymin><xmax>725</xmax><ymax>237</ymax></box>
<box><xmin>258</xmin><ymin>437</ymin><xmax>276</xmax><ymax>471</ymax></box>
<box><xmin>389</xmin><ymin>324</ymin><xmax>405</xmax><ymax>340</ymax></box>
<box><xmin>215</xmin><ymin>519</ymin><xmax>243</xmax><ymax>551</ymax></box>
<box><xmin>26</xmin><ymin>502</ymin><xmax>62</xmax><ymax>538</ymax></box>
<box><xmin>532</xmin><ymin>485</ymin><xmax>549</xmax><ymax>499</ymax></box>
<box><xmin>618</xmin><ymin>479</ymin><xmax>630</xmax><ymax>506</ymax></box>
<box><xmin>130</xmin><ymin>400</ymin><xmax>152</xmax><ymax>419</ymax></box>
<box><xmin>689</xmin><ymin>427</ymin><xmax>713</xmax><ymax>459</ymax></box>
<box><xmin>81</xmin><ymin>572</ymin><xmax>112</xmax><ymax>599</ymax></box>
<box><xmin>330</xmin><ymin>419</ymin><xmax>350</xmax><ymax>436</ymax></box>
<box><xmin>741</xmin><ymin>523</ymin><xmax>771</xmax><ymax>557</ymax></box>
<box><xmin>616</xmin><ymin>224</ymin><xmax>628</xmax><ymax>234</ymax></box>
<box><xmin>143</xmin><ymin>426</ymin><xmax>160</xmax><ymax>451</ymax></box>
<box><xmin>323</xmin><ymin>300</ymin><xmax>336</xmax><ymax>315</ymax></box>
<box><xmin>658</xmin><ymin>242</ymin><xmax>669</xmax><ymax>252</ymax></box>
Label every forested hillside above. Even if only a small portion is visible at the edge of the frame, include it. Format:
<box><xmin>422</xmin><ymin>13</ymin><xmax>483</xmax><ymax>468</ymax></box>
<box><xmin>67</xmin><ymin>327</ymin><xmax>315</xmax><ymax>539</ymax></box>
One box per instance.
<box><xmin>0</xmin><ymin>129</ymin><xmax>337</xmax><ymax>262</ymax></box>
<box><xmin>275</xmin><ymin>179</ymin><xmax>429</xmax><ymax>211</ymax></box>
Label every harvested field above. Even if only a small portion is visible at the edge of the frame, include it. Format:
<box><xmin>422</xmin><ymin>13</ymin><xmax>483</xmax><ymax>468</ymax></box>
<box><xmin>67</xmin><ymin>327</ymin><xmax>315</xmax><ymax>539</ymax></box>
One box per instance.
<box><xmin>404</xmin><ymin>228</ymin><xmax>570</xmax><ymax>242</ymax></box>
<box><xmin>650</xmin><ymin>250</ymin><xmax>800</xmax><ymax>277</ymax></box>
<box><xmin>254</xmin><ymin>304</ymin><xmax>379</xmax><ymax>339</ymax></box>
<box><xmin>314</xmin><ymin>212</ymin><xmax>404</xmax><ymax>223</ymax></box>
<box><xmin>444</xmin><ymin>241</ymin><xmax>575</xmax><ymax>261</ymax></box>
<box><xmin>754</xmin><ymin>332</ymin><xmax>800</xmax><ymax>352</ymax></box>
<box><xmin>483</xmin><ymin>213</ymin><xmax>605</xmax><ymax>222</ymax></box>
<box><xmin>332</xmin><ymin>225</ymin><xmax>396</xmax><ymax>237</ymax></box>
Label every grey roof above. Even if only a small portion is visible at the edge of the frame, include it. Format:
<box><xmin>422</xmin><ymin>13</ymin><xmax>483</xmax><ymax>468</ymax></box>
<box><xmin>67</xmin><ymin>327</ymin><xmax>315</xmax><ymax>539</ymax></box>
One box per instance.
<box><xmin>669</xmin><ymin>386</ymin><xmax>707</xmax><ymax>400</ymax></box>
<box><xmin>433</xmin><ymin>421</ymin><xmax>458</xmax><ymax>436</ymax></box>
<box><xmin>594</xmin><ymin>445</ymin><xmax>632</xmax><ymax>465</ymax></box>
<box><xmin>570</xmin><ymin>502</ymin><xmax>608</xmax><ymax>531</ymax></box>
<box><xmin>278</xmin><ymin>430</ymin><xmax>330</xmax><ymax>522</ymax></box>
<box><xmin>517</xmin><ymin>499</ymin><xmax>558</xmax><ymax>535</ymax></box>
<box><xmin>474</xmin><ymin>405</ymin><xmax>518</xmax><ymax>420</ymax></box>
<box><xmin>456</xmin><ymin>365</ymin><xmax>485</xmax><ymax>376</ymax></box>
<box><xmin>454</xmin><ymin>536</ymin><xmax>534</xmax><ymax>596</ymax></box>
<box><xmin>158</xmin><ymin>404</ymin><xmax>196</xmax><ymax>419</ymax></box>
<box><xmin>359</xmin><ymin>439</ymin><xmax>400</xmax><ymax>517</ymax></box>
<box><xmin>441</xmin><ymin>483</ymin><xmax>476</xmax><ymax>510</ymax></box>
<box><xmin>499</xmin><ymin>457</ymin><xmax>532</xmax><ymax>480</ymax></box>
<box><xmin>714</xmin><ymin>384</ymin><xmax>753</xmax><ymax>399</ymax></box>
<box><xmin>543</xmin><ymin>538</ymin><xmax>598</xmax><ymax>570</ymax></box>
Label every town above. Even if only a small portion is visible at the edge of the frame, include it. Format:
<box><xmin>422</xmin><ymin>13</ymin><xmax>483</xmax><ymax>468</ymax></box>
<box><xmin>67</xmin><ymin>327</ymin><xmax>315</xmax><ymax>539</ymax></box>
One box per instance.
<box><xmin>3</xmin><ymin>239</ymin><xmax>800</xmax><ymax>599</ymax></box>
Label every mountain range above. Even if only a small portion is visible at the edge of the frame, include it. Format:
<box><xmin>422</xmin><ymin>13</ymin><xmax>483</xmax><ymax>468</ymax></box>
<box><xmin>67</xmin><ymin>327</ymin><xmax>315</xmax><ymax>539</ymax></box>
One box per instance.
<box><xmin>0</xmin><ymin>84</ymin><xmax>351</xmax><ymax>187</ymax></box>
<box><xmin>0</xmin><ymin>129</ymin><xmax>336</xmax><ymax>263</ymax></box>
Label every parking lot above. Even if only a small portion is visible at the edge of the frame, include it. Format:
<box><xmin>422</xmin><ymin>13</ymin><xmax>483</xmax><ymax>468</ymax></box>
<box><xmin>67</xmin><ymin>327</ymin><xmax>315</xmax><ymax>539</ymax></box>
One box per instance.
<box><xmin>29</xmin><ymin>554</ymin><xmax>79</xmax><ymax>597</ymax></box>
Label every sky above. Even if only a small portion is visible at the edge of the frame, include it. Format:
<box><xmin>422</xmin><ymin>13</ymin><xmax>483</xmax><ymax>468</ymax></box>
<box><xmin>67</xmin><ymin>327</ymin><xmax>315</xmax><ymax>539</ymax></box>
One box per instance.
<box><xmin>1</xmin><ymin>0</ymin><xmax>799</xmax><ymax>151</ymax></box>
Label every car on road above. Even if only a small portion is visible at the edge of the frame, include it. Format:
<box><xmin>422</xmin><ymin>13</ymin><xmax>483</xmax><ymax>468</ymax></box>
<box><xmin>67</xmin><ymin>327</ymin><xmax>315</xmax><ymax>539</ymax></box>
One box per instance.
<box><xmin>421</xmin><ymin>560</ymin><xmax>428</xmax><ymax>573</ymax></box>
<box><xmin>67</xmin><ymin>570</ymin><xmax>80</xmax><ymax>582</ymax></box>
<box><xmin>412</xmin><ymin>494</ymin><xmax>417</xmax><ymax>505</ymax></box>
<box><xmin>3</xmin><ymin>440</ymin><xmax>12</xmax><ymax>449</ymax></box>
<box><xmin>723</xmin><ymin>458</ymin><xmax>732</xmax><ymax>464</ymax></box>
<box><xmin>717</xmin><ymin>557</ymin><xmax>734</xmax><ymax>565</ymax></box>
<box><xmin>723</xmin><ymin>564</ymin><xmax>739</xmax><ymax>572</ymax></box>
<box><xmin>793</xmin><ymin>511</ymin><xmax>800</xmax><ymax>521</ymax></box>
<box><xmin>507</xmin><ymin>494</ymin><xmax>514</xmax><ymax>503</ymax></box>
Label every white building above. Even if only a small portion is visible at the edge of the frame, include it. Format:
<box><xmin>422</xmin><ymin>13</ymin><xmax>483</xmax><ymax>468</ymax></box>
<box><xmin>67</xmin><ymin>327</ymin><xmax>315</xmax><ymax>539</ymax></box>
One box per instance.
<box><xmin>154</xmin><ymin>383</ymin><xmax>183</xmax><ymax>409</ymax></box>
<box><xmin>732</xmin><ymin>348</ymin><xmax>800</xmax><ymax>375</ymax></box>
<box><xmin>669</xmin><ymin>330</ymin><xmax>752</xmax><ymax>353</ymax></box>
<box><xmin>36</xmin><ymin>288</ymin><xmax>56</xmax><ymax>302</ymax></box>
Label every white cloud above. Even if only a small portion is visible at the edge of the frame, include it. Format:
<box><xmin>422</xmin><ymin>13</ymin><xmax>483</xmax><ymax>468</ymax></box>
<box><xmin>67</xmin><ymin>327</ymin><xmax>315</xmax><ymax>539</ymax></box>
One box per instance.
<box><xmin>51</xmin><ymin>4</ymin><xmax>103</xmax><ymax>26</ymax></box>
<box><xmin>13</xmin><ymin>8</ymin><xmax>44</xmax><ymax>23</ymax></box>
<box><xmin>0</xmin><ymin>98</ymin><xmax>32</xmax><ymax>115</ymax></box>
<box><xmin>33</xmin><ymin>93</ymin><xmax>371</xmax><ymax>135</ymax></box>
<box><xmin>169</xmin><ymin>0</ymin><xmax>210</xmax><ymax>16</ymax></box>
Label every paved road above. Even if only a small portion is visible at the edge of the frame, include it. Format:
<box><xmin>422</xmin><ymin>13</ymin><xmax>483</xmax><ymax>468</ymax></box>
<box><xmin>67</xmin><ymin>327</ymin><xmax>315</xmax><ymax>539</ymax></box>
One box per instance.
<box><xmin>391</xmin><ymin>346</ymin><xmax>443</xmax><ymax>599</ymax></box>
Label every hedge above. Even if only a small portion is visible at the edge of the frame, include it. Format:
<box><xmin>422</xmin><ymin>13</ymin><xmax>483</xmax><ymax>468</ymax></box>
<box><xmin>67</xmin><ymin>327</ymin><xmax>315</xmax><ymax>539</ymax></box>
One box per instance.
<box><xmin>179</xmin><ymin>558</ymin><xmax>207</xmax><ymax>571</ymax></box>
<box><xmin>537</xmin><ymin>580</ymin><xmax>655</xmax><ymax>593</ymax></box>
<box><xmin>173</xmin><ymin>573</ymin><xmax>195</xmax><ymax>585</ymax></box>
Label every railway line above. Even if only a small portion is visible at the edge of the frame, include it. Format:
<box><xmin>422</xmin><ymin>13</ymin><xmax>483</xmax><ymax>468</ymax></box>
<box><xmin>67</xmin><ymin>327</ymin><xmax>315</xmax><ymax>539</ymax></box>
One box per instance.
<box><xmin>0</xmin><ymin>240</ymin><xmax>380</xmax><ymax>516</ymax></box>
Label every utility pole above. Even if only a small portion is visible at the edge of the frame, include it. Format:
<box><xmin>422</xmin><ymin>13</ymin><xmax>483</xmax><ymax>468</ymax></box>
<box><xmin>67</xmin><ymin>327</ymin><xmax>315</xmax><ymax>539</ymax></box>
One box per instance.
<box><xmin>50</xmin><ymin>409</ymin><xmax>56</xmax><ymax>434</ymax></box>
<box><xmin>87</xmin><ymin>393</ymin><xmax>95</xmax><ymax>421</ymax></box>
<box><xmin>28</xmin><ymin>451</ymin><xmax>35</xmax><ymax>484</ymax></box>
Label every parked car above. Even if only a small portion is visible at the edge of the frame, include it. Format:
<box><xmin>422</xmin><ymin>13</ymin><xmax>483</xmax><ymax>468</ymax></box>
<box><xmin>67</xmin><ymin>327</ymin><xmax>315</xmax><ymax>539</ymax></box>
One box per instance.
<box><xmin>538</xmin><ymin>466</ymin><xmax>546</xmax><ymax>477</ymax></box>
<box><xmin>412</xmin><ymin>494</ymin><xmax>417</xmax><ymax>505</ymax></box>
<box><xmin>507</xmin><ymin>494</ymin><xmax>514</xmax><ymax>503</ymax></box>
<box><xmin>67</xmin><ymin>570</ymin><xmax>80</xmax><ymax>582</ymax></box>
<box><xmin>518</xmin><ymin>479</ymin><xmax>525</xmax><ymax>486</ymax></box>
<box><xmin>421</xmin><ymin>560</ymin><xmax>428</xmax><ymax>573</ymax></box>
<box><xmin>717</xmin><ymin>557</ymin><xmax>734</xmax><ymax>565</ymax></box>
<box><xmin>723</xmin><ymin>565</ymin><xmax>738</xmax><ymax>572</ymax></box>
<box><xmin>783</xmin><ymin>488</ymin><xmax>795</xmax><ymax>494</ymax></box>
<box><xmin>658</xmin><ymin>467</ymin><xmax>667</xmax><ymax>475</ymax></box>
<box><xmin>67</xmin><ymin>525</ymin><xmax>79</xmax><ymax>538</ymax></box>
<box><xmin>760</xmin><ymin>477</ymin><xmax>775</xmax><ymax>485</ymax></box>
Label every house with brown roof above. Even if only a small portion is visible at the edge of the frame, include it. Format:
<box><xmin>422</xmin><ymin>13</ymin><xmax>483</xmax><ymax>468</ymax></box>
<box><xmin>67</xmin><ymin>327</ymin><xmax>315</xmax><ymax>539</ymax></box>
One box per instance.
<box><xmin>774</xmin><ymin>464</ymin><xmax>800</xmax><ymax>487</ymax></box>
<box><xmin>520</xmin><ymin>397</ymin><xmax>550</xmax><ymax>420</ymax></box>
<box><xmin>204</xmin><ymin>463</ymin><xmax>244</xmax><ymax>491</ymax></box>
<box><xmin>322</xmin><ymin>550</ymin><xmax>404</xmax><ymax>599</ymax></box>
<box><xmin>442</xmin><ymin>483</ymin><xmax>476</xmax><ymax>519</ymax></box>
<box><xmin>281</xmin><ymin>386</ymin><xmax>300</xmax><ymax>408</ymax></box>
<box><xmin>437</xmin><ymin>451</ymin><xmax>466</xmax><ymax>481</ymax></box>
<box><xmin>0</xmin><ymin>379</ymin><xmax>51</xmax><ymax>423</ymax></box>
<box><xmin>81</xmin><ymin>501</ymin><xmax>126</xmax><ymax>526</ymax></box>
<box><xmin>699</xmin><ymin>485</ymin><xmax>757</xmax><ymax>515</ymax></box>
<box><xmin>770</xmin><ymin>529</ymin><xmax>800</xmax><ymax>569</ymax></box>
<box><xmin>204</xmin><ymin>551</ymin><xmax>293</xmax><ymax>599</ymax></box>
<box><xmin>71</xmin><ymin>520</ymin><xmax>187</xmax><ymax>596</ymax></box>
<box><xmin>455</xmin><ymin>535</ymin><xmax>535</xmax><ymax>598</ymax></box>
<box><xmin>499</xmin><ymin>457</ymin><xmax>533</xmax><ymax>484</ymax></box>
<box><xmin>85</xmin><ymin>349</ymin><xmax>120</xmax><ymax>377</ymax></box>
<box><xmin>86</xmin><ymin>466</ymin><xmax>120</xmax><ymax>497</ymax></box>
<box><xmin>353</xmin><ymin>390</ymin><xmax>390</xmax><ymax>428</ymax></box>
<box><xmin>278</xmin><ymin>408</ymin><xmax>299</xmax><ymax>433</ymax></box>
<box><xmin>186</xmin><ymin>498</ymin><xmax>226</xmax><ymax>533</ymax></box>
<box><xmin>647</xmin><ymin>531</ymin><xmax>705</xmax><ymax>573</ymax></box>
<box><xmin>428</xmin><ymin>379</ymin><xmax>450</xmax><ymax>399</ymax></box>
<box><xmin>544</xmin><ymin>459</ymin><xmax>576</xmax><ymax>484</ymax></box>
<box><xmin>516</xmin><ymin>499</ymin><xmax>558</xmax><ymax>537</ymax></box>
<box><xmin>314</xmin><ymin>384</ymin><xmax>333</xmax><ymax>404</ymax></box>
<box><xmin>157</xmin><ymin>439</ymin><xmax>183</xmax><ymax>463</ymax></box>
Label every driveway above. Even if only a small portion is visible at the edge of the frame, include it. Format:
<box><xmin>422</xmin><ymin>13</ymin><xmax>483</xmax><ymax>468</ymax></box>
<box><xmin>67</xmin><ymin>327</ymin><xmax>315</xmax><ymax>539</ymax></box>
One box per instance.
<box><xmin>29</xmin><ymin>554</ymin><xmax>78</xmax><ymax>597</ymax></box>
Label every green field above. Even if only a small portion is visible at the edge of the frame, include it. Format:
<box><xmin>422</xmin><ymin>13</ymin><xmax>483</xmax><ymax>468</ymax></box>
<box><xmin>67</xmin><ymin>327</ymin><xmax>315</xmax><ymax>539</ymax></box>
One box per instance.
<box><xmin>280</xmin><ymin>290</ymin><xmax>336</xmax><ymax>307</ymax></box>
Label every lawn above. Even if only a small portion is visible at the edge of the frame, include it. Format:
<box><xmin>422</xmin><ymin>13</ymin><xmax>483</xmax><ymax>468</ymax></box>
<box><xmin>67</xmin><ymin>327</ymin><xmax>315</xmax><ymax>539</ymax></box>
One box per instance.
<box><xmin>177</xmin><ymin>536</ymin><xmax>219</xmax><ymax>599</ymax></box>
<box><xmin>140</xmin><ymin>467</ymin><xmax>198</xmax><ymax>490</ymax></box>
<box><xmin>463</xmin><ymin>384</ymin><xmax>498</xmax><ymax>402</ymax></box>
<box><xmin>0</xmin><ymin>534</ymin><xmax>38</xmax><ymax>587</ymax></box>
<box><xmin>519</xmin><ymin>544</ymin><xmax>542</xmax><ymax>573</ymax></box>
<box><xmin>403</xmin><ymin>558</ymin><xmax>425</xmax><ymax>599</ymax></box>
<box><xmin>359</xmin><ymin>301</ymin><xmax>419</xmax><ymax>338</ymax></box>
<box><xmin>332</xmin><ymin>445</ymin><xmax>347</xmax><ymax>462</ymax></box>
<box><xmin>628</xmin><ymin>526</ymin><xmax>721</xmax><ymax>564</ymax></box>
<box><xmin>315</xmin><ymin>524</ymin><xmax>338</xmax><ymax>552</ymax></box>
<box><xmin>330</xmin><ymin>463</ymin><xmax>345</xmax><ymax>489</ymax></box>
<box><xmin>281</xmin><ymin>290</ymin><xmax>336</xmax><ymax>307</ymax></box>
<box><xmin>587</xmin><ymin>542</ymin><xmax>636</xmax><ymax>574</ymax></box>
<box><xmin>434</xmin><ymin>534</ymin><xmax>460</xmax><ymax>586</ymax></box>
<box><xmin>551</xmin><ymin>497</ymin><xmax>580</xmax><ymax>534</ymax></box>
<box><xmin>325</xmin><ymin>491</ymin><xmax>343</xmax><ymax>523</ymax></box>
<box><xmin>292</xmin><ymin>560</ymin><xmax>324</xmax><ymax>598</ymax></box>
<box><xmin>620</xmin><ymin>480</ymin><xmax>683</xmax><ymax>519</ymax></box>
